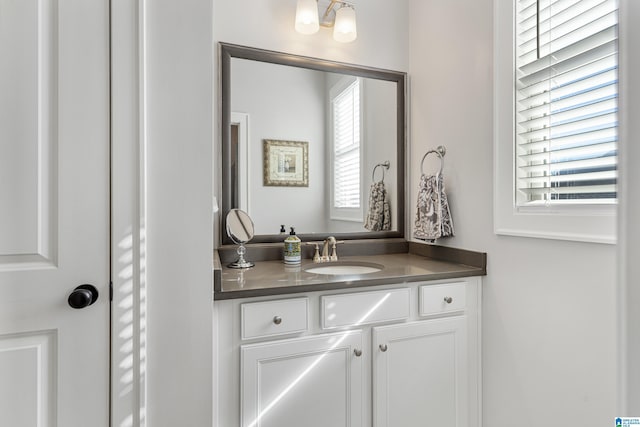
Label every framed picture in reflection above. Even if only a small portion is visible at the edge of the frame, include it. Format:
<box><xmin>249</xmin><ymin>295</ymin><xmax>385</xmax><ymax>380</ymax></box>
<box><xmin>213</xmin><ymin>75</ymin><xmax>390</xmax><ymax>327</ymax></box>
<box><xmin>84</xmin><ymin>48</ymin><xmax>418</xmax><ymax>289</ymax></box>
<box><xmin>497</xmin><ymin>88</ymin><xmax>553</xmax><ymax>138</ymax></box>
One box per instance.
<box><xmin>263</xmin><ymin>139</ymin><xmax>309</xmax><ymax>187</ymax></box>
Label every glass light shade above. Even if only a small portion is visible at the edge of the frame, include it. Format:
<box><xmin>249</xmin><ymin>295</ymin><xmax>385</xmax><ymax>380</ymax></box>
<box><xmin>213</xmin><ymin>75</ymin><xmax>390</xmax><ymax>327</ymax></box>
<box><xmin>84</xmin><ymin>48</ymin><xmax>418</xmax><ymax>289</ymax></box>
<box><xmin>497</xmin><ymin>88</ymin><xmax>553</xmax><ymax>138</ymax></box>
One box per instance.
<box><xmin>333</xmin><ymin>5</ymin><xmax>357</xmax><ymax>43</ymax></box>
<box><xmin>295</xmin><ymin>0</ymin><xmax>319</xmax><ymax>35</ymax></box>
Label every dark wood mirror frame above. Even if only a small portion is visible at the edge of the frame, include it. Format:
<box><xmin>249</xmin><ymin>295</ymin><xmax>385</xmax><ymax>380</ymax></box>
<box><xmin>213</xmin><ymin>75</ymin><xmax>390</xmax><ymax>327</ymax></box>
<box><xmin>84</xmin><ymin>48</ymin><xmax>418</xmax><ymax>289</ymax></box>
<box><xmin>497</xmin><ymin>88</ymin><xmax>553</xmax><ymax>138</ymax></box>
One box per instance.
<box><xmin>219</xmin><ymin>42</ymin><xmax>407</xmax><ymax>245</ymax></box>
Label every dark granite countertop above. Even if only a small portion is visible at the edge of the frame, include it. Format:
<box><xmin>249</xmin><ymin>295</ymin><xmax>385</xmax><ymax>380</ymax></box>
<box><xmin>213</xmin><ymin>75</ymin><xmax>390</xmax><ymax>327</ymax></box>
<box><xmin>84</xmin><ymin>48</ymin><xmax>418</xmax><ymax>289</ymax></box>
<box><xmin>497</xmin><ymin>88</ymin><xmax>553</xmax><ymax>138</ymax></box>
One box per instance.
<box><xmin>213</xmin><ymin>242</ymin><xmax>486</xmax><ymax>300</ymax></box>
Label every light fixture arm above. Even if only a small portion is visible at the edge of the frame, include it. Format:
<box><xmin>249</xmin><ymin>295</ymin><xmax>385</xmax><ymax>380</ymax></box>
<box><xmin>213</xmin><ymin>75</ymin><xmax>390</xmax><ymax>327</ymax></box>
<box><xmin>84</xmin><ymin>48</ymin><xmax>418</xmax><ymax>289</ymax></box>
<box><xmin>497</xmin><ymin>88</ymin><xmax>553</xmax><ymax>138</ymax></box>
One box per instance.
<box><xmin>322</xmin><ymin>0</ymin><xmax>340</xmax><ymax>21</ymax></box>
<box><xmin>320</xmin><ymin>0</ymin><xmax>354</xmax><ymax>28</ymax></box>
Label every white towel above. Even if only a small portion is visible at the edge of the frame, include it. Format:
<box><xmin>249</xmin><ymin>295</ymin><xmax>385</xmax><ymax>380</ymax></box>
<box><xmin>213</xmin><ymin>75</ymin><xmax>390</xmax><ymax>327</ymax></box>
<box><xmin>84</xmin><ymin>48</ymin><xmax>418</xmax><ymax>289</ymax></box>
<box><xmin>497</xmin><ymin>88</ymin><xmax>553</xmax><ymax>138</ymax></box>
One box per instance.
<box><xmin>364</xmin><ymin>181</ymin><xmax>391</xmax><ymax>231</ymax></box>
<box><xmin>413</xmin><ymin>173</ymin><xmax>454</xmax><ymax>241</ymax></box>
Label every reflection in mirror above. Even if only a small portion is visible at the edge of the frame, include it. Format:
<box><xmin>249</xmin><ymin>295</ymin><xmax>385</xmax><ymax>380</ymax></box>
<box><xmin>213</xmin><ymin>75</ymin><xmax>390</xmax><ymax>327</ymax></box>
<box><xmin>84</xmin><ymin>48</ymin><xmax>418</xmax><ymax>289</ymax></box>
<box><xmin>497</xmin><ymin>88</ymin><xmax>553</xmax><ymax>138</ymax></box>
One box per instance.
<box><xmin>221</xmin><ymin>43</ymin><xmax>406</xmax><ymax>244</ymax></box>
<box><xmin>226</xmin><ymin>209</ymin><xmax>255</xmax><ymax>268</ymax></box>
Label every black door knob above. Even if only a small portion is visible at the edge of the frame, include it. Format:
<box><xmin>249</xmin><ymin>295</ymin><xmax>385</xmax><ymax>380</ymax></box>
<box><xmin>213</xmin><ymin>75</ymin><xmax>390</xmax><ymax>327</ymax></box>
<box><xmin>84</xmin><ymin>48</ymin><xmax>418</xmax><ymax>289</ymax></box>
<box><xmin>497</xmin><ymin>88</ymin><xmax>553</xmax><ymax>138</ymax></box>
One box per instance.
<box><xmin>68</xmin><ymin>284</ymin><xmax>99</xmax><ymax>309</ymax></box>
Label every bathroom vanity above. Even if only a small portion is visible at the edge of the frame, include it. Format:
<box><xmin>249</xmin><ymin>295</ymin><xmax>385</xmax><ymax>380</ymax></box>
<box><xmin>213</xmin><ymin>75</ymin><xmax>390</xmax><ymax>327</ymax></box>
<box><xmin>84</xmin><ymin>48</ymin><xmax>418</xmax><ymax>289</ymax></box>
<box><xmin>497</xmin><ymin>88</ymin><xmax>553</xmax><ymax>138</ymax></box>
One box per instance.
<box><xmin>214</xmin><ymin>43</ymin><xmax>485</xmax><ymax>426</ymax></box>
<box><xmin>213</xmin><ymin>243</ymin><xmax>485</xmax><ymax>427</ymax></box>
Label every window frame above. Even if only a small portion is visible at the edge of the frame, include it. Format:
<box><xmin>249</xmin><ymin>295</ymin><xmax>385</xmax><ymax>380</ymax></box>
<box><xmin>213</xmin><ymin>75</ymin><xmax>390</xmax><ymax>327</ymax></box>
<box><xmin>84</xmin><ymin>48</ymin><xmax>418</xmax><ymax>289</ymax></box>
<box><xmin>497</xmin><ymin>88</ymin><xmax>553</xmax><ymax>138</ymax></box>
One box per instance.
<box><xmin>494</xmin><ymin>0</ymin><xmax>616</xmax><ymax>244</ymax></box>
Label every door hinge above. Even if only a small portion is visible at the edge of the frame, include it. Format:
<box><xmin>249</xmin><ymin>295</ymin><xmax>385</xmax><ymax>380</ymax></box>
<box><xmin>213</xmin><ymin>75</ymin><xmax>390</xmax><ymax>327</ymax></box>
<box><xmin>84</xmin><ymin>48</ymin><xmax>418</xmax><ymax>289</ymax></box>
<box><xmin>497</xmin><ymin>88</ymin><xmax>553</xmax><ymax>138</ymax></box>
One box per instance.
<box><xmin>109</xmin><ymin>281</ymin><xmax>113</xmax><ymax>302</ymax></box>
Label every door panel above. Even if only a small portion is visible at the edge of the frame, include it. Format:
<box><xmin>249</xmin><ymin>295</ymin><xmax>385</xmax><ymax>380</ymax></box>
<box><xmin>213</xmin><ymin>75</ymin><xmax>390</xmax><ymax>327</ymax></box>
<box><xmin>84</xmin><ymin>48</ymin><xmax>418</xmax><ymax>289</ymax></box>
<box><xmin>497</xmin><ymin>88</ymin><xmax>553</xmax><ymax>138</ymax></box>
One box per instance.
<box><xmin>373</xmin><ymin>317</ymin><xmax>468</xmax><ymax>427</ymax></box>
<box><xmin>0</xmin><ymin>0</ymin><xmax>110</xmax><ymax>425</ymax></box>
<box><xmin>0</xmin><ymin>331</ymin><xmax>56</xmax><ymax>426</ymax></box>
<box><xmin>0</xmin><ymin>0</ymin><xmax>57</xmax><ymax>267</ymax></box>
<box><xmin>241</xmin><ymin>330</ymin><xmax>364</xmax><ymax>427</ymax></box>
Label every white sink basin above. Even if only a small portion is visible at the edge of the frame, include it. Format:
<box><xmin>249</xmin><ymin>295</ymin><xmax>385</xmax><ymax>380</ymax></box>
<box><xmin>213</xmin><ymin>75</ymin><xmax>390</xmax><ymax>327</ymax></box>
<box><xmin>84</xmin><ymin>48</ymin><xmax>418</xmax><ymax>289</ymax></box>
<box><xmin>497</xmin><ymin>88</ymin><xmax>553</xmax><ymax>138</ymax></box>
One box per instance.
<box><xmin>304</xmin><ymin>262</ymin><xmax>383</xmax><ymax>276</ymax></box>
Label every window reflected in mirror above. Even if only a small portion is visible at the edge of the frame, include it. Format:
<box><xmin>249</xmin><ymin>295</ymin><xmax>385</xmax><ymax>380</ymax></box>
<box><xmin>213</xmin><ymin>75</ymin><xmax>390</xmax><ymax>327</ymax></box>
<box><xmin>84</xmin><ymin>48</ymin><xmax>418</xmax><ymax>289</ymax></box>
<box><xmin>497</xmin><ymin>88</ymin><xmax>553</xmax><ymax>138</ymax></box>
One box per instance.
<box><xmin>331</xmin><ymin>76</ymin><xmax>362</xmax><ymax>223</ymax></box>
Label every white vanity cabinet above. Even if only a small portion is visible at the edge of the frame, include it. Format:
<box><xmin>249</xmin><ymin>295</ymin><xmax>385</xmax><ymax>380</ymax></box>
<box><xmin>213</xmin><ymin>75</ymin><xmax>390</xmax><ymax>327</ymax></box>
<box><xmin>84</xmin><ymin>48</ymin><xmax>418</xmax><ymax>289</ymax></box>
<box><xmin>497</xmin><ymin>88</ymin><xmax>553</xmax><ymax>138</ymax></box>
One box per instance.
<box><xmin>213</xmin><ymin>277</ymin><xmax>481</xmax><ymax>427</ymax></box>
<box><xmin>241</xmin><ymin>330</ymin><xmax>364</xmax><ymax>427</ymax></box>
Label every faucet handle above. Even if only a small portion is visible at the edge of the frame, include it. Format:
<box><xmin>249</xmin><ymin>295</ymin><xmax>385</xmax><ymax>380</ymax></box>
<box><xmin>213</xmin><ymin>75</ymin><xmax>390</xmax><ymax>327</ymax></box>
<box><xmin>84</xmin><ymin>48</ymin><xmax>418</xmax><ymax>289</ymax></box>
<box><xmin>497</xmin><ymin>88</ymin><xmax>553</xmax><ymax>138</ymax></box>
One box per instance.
<box><xmin>306</xmin><ymin>242</ymin><xmax>322</xmax><ymax>262</ymax></box>
<box><xmin>329</xmin><ymin>240</ymin><xmax>345</xmax><ymax>261</ymax></box>
<box><xmin>313</xmin><ymin>243</ymin><xmax>320</xmax><ymax>262</ymax></box>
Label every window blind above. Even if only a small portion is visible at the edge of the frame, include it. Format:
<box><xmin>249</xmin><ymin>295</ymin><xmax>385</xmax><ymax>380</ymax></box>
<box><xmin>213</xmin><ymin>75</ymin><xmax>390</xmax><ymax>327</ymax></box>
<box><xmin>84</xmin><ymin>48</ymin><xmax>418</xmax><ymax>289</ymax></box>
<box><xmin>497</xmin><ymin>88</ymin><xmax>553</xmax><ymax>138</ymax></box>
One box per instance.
<box><xmin>515</xmin><ymin>0</ymin><xmax>618</xmax><ymax>204</ymax></box>
<box><xmin>332</xmin><ymin>79</ymin><xmax>361</xmax><ymax>209</ymax></box>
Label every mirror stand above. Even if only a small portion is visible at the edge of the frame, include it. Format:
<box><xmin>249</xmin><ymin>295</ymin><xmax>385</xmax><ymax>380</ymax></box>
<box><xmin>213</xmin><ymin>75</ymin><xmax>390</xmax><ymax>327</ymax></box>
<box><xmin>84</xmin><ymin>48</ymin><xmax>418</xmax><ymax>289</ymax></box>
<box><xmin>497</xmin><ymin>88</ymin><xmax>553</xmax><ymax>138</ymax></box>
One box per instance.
<box><xmin>228</xmin><ymin>243</ymin><xmax>254</xmax><ymax>269</ymax></box>
<box><xmin>226</xmin><ymin>208</ymin><xmax>256</xmax><ymax>269</ymax></box>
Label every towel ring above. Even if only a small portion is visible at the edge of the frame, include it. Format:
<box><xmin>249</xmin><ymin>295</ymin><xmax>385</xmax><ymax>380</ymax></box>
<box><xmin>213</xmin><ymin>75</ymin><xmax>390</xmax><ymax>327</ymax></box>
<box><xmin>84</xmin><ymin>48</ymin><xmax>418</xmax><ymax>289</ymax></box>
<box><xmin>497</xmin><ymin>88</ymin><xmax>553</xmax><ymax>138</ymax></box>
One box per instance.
<box><xmin>420</xmin><ymin>146</ymin><xmax>446</xmax><ymax>175</ymax></box>
<box><xmin>372</xmin><ymin>161</ymin><xmax>390</xmax><ymax>182</ymax></box>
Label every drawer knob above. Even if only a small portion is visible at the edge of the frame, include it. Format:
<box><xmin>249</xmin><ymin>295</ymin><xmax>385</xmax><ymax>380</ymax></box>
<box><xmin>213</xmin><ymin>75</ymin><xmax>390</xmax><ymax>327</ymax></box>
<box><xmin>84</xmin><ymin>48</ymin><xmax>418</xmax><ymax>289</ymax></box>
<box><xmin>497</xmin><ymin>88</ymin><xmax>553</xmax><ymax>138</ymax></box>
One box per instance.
<box><xmin>379</xmin><ymin>344</ymin><xmax>388</xmax><ymax>352</ymax></box>
<box><xmin>444</xmin><ymin>297</ymin><xmax>453</xmax><ymax>304</ymax></box>
<box><xmin>353</xmin><ymin>349</ymin><xmax>362</xmax><ymax>357</ymax></box>
<box><xmin>273</xmin><ymin>316</ymin><xmax>282</xmax><ymax>325</ymax></box>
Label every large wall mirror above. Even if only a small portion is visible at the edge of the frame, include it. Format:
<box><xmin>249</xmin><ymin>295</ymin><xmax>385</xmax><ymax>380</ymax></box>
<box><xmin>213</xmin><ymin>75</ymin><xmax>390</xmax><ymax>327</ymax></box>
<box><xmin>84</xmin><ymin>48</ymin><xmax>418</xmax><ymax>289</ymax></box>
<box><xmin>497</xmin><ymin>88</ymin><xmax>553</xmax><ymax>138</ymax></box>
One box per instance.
<box><xmin>220</xmin><ymin>43</ymin><xmax>406</xmax><ymax>244</ymax></box>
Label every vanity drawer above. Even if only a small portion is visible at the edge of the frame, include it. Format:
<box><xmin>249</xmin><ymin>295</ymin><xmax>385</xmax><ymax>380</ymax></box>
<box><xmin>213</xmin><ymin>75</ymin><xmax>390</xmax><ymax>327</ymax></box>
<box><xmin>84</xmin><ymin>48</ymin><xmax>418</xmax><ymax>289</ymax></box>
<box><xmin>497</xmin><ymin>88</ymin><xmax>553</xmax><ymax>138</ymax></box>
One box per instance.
<box><xmin>321</xmin><ymin>288</ymin><xmax>410</xmax><ymax>329</ymax></box>
<box><xmin>419</xmin><ymin>282</ymin><xmax>466</xmax><ymax>316</ymax></box>
<box><xmin>241</xmin><ymin>298</ymin><xmax>309</xmax><ymax>340</ymax></box>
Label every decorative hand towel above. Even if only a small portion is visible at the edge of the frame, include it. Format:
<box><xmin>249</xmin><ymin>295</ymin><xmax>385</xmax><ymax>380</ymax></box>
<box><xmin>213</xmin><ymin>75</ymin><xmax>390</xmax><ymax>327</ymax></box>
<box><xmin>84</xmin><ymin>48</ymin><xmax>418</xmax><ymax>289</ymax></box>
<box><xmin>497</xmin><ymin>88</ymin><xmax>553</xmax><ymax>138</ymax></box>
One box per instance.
<box><xmin>364</xmin><ymin>181</ymin><xmax>391</xmax><ymax>231</ymax></box>
<box><xmin>413</xmin><ymin>173</ymin><xmax>454</xmax><ymax>241</ymax></box>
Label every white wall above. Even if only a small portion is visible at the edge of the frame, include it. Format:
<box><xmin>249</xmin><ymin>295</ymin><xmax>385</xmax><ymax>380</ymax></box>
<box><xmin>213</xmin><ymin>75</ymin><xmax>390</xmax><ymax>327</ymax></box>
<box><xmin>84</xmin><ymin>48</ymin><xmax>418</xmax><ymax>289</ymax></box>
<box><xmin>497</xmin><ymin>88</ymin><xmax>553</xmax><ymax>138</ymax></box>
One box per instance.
<box><xmin>408</xmin><ymin>1</ymin><xmax>617</xmax><ymax>426</ymax></box>
<box><xmin>144</xmin><ymin>0</ymin><xmax>213</xmax><ymax>425</ymax></box>
<box><xmin>619</xmin><ymin>0</ymin><xmax>640</xmax><ymax>414</ymax></box>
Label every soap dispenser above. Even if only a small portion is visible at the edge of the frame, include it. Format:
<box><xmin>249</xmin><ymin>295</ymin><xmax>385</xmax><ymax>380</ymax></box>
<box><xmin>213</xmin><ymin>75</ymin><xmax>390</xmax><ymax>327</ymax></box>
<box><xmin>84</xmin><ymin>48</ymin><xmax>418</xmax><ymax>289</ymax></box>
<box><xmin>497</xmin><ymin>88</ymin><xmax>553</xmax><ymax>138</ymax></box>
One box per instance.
<box><xmin>284</xmin><ymin>227</ymin><xmax>301</xmax><ymax>265</ymax></box>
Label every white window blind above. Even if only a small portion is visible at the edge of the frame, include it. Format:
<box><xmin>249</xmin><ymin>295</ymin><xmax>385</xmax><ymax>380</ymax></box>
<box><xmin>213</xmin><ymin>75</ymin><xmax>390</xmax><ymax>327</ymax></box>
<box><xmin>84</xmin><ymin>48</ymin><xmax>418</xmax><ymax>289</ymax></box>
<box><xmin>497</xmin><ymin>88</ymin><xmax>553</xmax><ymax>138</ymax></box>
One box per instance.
<box><xmin>332</xmin><ymin>79</ymin><xmax>361</xmax><ymax>209</ymax></box>
<box><xmin>515</xmin><ymin>0</ymin><xmax>618</xmax><ymax>204</ymax></box>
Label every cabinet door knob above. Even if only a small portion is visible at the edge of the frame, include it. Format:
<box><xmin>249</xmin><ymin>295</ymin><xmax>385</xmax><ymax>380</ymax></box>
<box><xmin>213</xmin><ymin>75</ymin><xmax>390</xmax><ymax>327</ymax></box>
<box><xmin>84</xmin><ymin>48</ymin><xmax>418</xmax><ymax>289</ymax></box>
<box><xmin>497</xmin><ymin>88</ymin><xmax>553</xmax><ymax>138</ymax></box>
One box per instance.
<box><xmin>444</xmin><ymin>296</ymin><xmax>453</xmax><ymax>304</ymax></box>
<box><xmin>379</xmin><ymin>344</ymin><xmax>388</xmax><ymax>352</ymax></box>
<box><xmin>353</xmin><ymin>349</ymin><xmax>362</xmax><ymax>357</ymax></box>
<box><xmin>273</xmin><ymin>316</ymin><xmax>282</xmax><ymax>325</ymax></box>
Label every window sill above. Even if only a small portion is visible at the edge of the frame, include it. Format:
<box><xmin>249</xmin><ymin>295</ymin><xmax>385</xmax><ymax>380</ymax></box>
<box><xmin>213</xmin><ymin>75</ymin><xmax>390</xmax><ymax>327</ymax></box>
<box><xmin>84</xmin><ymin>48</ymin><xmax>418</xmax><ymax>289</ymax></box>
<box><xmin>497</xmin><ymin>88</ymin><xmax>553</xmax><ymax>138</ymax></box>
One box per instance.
<box><xmin>494</xmin><ymin>214</ymin><xmax>617</xmax><ymax>245</ymax></box>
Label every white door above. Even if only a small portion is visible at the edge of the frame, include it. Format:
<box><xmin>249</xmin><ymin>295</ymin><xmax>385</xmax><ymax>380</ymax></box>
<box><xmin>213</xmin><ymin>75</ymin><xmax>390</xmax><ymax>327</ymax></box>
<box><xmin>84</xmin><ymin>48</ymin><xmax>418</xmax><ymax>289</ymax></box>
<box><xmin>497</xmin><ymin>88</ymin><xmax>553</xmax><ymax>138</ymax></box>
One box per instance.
<box><xmin>241</xmin><ymin>330</ymin><xmax>364</xmax><ymax>427</ymax></box>
<box><xmin>373</xmin><ymin>317</ymin><xmax>468</xmax><ymax>427</ymax></box>
<box><xmin>0</xmin><ymin>0</ymin><xmax>110</xmax><ymax>425</ymax></box>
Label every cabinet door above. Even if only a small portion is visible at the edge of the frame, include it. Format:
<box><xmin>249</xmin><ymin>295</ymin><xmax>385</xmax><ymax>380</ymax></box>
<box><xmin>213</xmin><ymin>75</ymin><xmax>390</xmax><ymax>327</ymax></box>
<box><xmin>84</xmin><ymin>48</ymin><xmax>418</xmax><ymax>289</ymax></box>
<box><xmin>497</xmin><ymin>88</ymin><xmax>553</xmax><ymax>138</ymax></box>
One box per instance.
<box><xmin>241</xmin><ymin>330</ymin><xmax>364</xmax><ymax>427</ymax></box>
<box><xmin>373</xmin><ymin>317</ymin><xmax>468</xmax><ymax>427</ymax></box>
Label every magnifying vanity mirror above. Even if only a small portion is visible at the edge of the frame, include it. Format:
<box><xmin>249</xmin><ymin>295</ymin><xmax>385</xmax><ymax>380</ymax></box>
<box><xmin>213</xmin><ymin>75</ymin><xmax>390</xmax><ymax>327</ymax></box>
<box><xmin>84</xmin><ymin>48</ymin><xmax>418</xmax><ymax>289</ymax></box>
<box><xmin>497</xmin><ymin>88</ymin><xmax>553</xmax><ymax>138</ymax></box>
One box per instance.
<box><xmin>226</xmin><ymin>209</ymin><xmax>255</xmax><ymax>268</ymax></box>
<box><xmin>220</xmin><ymin>43</ymin><xmax>406</xmax><ymax>245</ymax></box>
